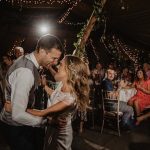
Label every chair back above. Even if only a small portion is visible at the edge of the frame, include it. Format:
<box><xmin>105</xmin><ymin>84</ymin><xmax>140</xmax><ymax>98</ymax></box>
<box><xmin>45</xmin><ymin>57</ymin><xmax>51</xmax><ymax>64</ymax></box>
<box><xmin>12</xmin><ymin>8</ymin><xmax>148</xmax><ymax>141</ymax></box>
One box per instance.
<box><xmin>102</xmin><ymin>90</ymin><xmax>120</xmax><ymax>115</ymax></box>
<box><xmin>101</xmin><ymin>90</ymin><xmax>122</xmax><ymax>136</ymax></box>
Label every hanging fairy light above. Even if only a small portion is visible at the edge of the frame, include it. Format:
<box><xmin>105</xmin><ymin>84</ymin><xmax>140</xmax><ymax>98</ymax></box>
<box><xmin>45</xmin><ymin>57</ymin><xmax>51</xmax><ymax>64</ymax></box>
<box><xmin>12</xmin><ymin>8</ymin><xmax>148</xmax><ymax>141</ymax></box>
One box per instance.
<box><xmin>7</xmin><ymin>38</ymin><xmax>25</xmax><ymax>56</ymax></box>
<box><xmin>62</xmin><ymin>21</ymin><xmax>85</xmax><ymax>26</ymax></box>
<box><xmin>100</xmin><ymin>34</ymin><xmax>142</xmax><ymax>67</ymax></box>
<box><xmin>112</xmin><ymin>35</ymin><xmax>140</xmax><ymax>64</ymax></box>
<box><xmin>58</xmin><ymin>0</ymin><xmax>82</xmax><ymax>23</ymax></box>
<box><xmin>4</xmin><ymin>0</ymin><xmax>79</xmax><ymax>6</ymax></box>
<box><xmin>3</xmin><ymin>0</ymin><xmax>82</xmax><ymax>24</ymax></box>
<box><xmin>89</xmin><ymin>39</ymin><xmax>100</xmax><ymax>62</ymax></box>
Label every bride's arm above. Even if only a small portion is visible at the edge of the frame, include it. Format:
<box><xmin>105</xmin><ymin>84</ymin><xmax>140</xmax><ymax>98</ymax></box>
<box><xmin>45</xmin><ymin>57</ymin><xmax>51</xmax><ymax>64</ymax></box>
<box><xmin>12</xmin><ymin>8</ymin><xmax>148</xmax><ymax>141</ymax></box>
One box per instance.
<box><xmin>44</xmin><ymin>85</ymin><xmax>54</xmax><ymax>95</ymax></box>
<box><xmin>41</xmin><ymin>75</ymin><xmax>54</xmax><ymax>95</ymax></box>
<box><xmin>27</xmin><ymin>101</ymin><xmax>70</xmax><ymax>117</ymax></box>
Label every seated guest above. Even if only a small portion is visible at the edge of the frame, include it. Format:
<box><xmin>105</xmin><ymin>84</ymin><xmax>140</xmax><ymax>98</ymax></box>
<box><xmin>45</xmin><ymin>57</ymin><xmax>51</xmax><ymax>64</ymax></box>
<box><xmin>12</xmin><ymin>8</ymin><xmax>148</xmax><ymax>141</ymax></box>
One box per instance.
<box><xmin>2</xmin><ymin>54</ymin><xmax>14</xmax><ymax>73</ymax></box>
<box><xmin>143</xmin><ymin>63</ymin><xmax>150</xmax><ymax>79</ymax></box>
<box><xmin>91</xmin><ymin>62</ymin><xmax>105</xmax><ymax>86</ymax></box>
<box><xmin>91</xmin><ymin>62</ymin><xmax>105</xmax><ymax>107</ymax></box>
<box><xmin>128</xmin><ymin>69</ymin><xmax>150</xmax><ymax>116</ymax></box>
<box><xmin>121</xmin><ymin>67</ymin><xmax>133</xmax><ymax>84</ymax></box>
<box><xmin>101</xmin><ymin>69</ymin><xmax>135</xmax><ymax>129</ymax></box>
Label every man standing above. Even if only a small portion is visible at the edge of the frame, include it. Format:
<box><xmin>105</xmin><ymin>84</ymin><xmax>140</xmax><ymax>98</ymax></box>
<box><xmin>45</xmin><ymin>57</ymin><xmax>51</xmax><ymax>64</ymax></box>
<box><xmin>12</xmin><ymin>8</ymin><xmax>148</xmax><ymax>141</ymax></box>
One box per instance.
<box><xmin>0</xmin><ymin>34</ymin><xmax>63</xmax><ymax>150</ymax></box>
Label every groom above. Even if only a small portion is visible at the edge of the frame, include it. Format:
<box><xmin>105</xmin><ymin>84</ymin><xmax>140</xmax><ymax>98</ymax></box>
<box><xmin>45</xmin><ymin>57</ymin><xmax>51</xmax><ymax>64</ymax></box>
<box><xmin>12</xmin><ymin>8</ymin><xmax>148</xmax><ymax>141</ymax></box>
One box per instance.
<box><xmin>0</xmin><ymin>34</ymin><xmax>63</xmax><ymax>150</ymax></box>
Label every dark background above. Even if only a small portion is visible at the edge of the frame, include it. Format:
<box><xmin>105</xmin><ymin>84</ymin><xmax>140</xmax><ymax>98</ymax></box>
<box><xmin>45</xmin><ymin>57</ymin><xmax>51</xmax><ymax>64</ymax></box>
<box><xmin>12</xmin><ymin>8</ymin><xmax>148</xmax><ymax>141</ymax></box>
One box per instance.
<box><xmin>0</xmin><ymin>0</ymin><xmax>150</xmax><ymax>66</ymax></box>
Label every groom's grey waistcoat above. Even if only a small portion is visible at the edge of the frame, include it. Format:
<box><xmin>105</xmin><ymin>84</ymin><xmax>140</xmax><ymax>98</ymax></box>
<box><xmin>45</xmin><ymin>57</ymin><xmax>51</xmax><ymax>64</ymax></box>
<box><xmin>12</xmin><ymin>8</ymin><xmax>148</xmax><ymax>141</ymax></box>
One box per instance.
<box><xmin>0</xmin><ymin>55</ymin><xmax>40</xmax><ymax>126</ymax></box>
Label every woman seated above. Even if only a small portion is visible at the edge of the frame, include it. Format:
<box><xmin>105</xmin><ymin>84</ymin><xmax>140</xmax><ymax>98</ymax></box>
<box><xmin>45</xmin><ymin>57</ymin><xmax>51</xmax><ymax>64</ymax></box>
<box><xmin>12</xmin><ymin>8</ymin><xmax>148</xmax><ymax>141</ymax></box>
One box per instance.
<box><xmin>128</xmin><ymin>69</ymin><xmax>150</xmax><ymax>117</ymax></box>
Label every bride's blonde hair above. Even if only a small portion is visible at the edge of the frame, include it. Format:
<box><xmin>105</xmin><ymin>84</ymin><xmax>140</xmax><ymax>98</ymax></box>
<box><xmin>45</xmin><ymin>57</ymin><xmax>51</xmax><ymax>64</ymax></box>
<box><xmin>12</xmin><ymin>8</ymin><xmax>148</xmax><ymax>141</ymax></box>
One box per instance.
<box><xmin>64</xmin><ymin>55</ymin><xmax>90</xmax><ymax>111</ymax></box>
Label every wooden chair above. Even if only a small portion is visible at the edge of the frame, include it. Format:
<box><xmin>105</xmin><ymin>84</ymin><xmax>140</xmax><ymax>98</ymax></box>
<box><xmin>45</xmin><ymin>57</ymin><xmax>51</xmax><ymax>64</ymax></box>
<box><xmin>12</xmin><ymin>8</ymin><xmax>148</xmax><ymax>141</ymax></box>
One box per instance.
<box><xmin>100</xmin><ymin>90</ymin><xmax>123</xmax><ymax>136</ymax></box>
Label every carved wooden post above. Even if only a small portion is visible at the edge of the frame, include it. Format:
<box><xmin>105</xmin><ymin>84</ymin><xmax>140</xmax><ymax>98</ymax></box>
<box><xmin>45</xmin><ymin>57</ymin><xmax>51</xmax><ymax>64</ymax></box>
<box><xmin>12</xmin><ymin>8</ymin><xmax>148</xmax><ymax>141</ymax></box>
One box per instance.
<box><xmin>73</xmin><ymin>11</ymin><xmax>96</xmax><ymax>56</ymax></box>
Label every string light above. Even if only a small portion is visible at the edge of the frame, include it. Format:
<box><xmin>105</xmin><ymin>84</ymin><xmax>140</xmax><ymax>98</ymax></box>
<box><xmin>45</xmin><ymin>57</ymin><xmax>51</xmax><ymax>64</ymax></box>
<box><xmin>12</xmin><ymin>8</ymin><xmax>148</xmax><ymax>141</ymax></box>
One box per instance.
<box><xmin>99</xmin><ymin>13</ymin><xmax>138</xmax><ymax>66</ymax></box>
<box><xmin>2</xmin><ymin>0</ymin><xmax>82</xmax><ymax>24</ymax></box>
<box><xmin>112</xmin><ymin>35</ymin><xmax>140</xmax><ymax>65</ymax></box>
<box><xmin>62</xmin><ymin>21</ymin><xmax>85</xmax><ymax>26</ymax></box>
<box><xmin>8</xmin><ymin>38</ymin><xmax>25</xmax><ymax>56</ymax></box>
<box><xmin>120</xmin><ymin>0</ymin><xmax>128</xmax><ymax>10</ymax></box>
<box><xmin>89</xmin><ymin>39</ymin><xmax>100</xmax><ymax>62</ymax></box>
<box><xmin>58</xmin><ymin>0</ymin><xmax>82</xmax><ymax>23</ymax></box>
<box><xmin>101</xmin><ymin>34</ymin><xmax>141</xmax><ymax>67</ymax></box>
<box><xmin>3</xmin><ymin>0</ymin><xmax>79</xmax><ymax>6</ymax></box>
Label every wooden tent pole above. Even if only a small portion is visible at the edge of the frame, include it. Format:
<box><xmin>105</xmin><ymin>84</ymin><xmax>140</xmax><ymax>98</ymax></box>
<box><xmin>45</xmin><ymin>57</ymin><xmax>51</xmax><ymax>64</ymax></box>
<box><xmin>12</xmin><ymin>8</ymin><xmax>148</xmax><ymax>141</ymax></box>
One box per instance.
<box><xmin>78</xmin><ymin>11</ymin><xmax>96</xmax><ymax>50</ymax></box>
<box><xmin>73</xmin><ymin>0</ymin><xmax>107</xmax><ymax>56</ymax></box>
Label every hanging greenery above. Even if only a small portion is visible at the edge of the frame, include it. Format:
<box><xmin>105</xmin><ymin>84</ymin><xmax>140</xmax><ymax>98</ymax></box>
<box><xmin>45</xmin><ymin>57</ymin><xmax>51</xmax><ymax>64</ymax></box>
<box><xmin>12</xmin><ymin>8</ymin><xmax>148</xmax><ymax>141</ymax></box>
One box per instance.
<box><xmin>73</xmin><ymin>24</ymin><xmax>87</xmax><ymax>58</ymax></box>
<box><xmin>73</xmin><ymin>0</ymin><xmax>107</xmax><ymax>60</ymax></box>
